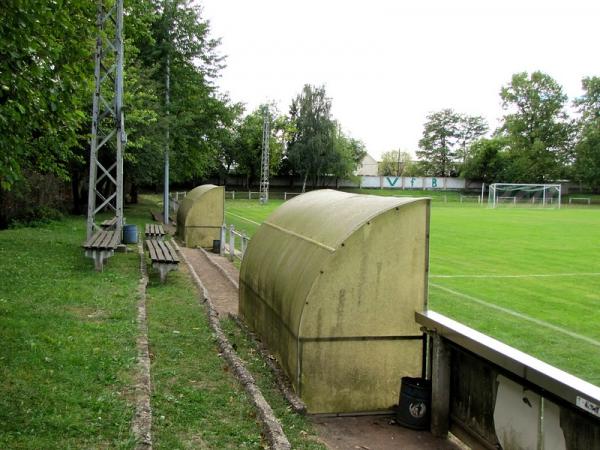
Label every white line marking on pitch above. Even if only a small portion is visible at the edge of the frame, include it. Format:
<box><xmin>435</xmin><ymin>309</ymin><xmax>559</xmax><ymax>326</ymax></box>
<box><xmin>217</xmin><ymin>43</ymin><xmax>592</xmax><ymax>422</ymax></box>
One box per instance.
<box><xmin>225</xmin><ymin>211</ymin><xmax>261</xmax><ymax>226</ymax></box>
<box><xmin>430</xmin><ymin>283</ymin><xmax>600</xmax><ymax>348</ymax></box>
<box><xmin>431</xmin><ymin>272</ymin><xmax>600</xmax><ymax>279</ymax></box>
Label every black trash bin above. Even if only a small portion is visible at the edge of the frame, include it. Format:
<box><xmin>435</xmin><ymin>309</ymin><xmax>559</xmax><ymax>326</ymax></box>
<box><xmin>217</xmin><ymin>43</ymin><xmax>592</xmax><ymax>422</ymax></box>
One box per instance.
<box><xmin>212</xmin><ymin>239</ymin><xmax>221</xmax><ymax>254</ymax></box>
<box><xmin>396</xmin><ymin>377</ymin><xmax>431</xmax><ymax>430</ymax></box>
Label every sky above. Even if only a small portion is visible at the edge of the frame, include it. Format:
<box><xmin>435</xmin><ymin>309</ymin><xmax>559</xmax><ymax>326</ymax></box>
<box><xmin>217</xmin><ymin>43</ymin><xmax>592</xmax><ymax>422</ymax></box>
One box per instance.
<box><xmin>200</xmin><ymin>0</ymin><xmax>599</xmax><ymax>160</ymax></box>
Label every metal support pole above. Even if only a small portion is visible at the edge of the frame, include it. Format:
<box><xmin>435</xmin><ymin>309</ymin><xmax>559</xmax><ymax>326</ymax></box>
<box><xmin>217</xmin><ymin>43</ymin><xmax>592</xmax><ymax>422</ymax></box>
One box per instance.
<box><xmin>259</xmin><ymin>108</ymin><xmax>270</xmax><ymax>204</ymax></box>
<box><xmin>558</xmin><ymin>185</ymin><xmax>562</xmax><ymax>209</ymax></box>
<box><xmin>430</xmin><ymin>333</ymin><xmax>451</xmax><ymax>438</ymax></box>
<box><xmin>86</xmin><ymin>0</ymin><xmax>126</xmax><ymax>239</ymax></box>
<box><xmin>229</xmin><ymin>224</ymin><xmax>235</xmax><ymax>262</ymax></box>
<box><xmin>481</xmin><ymin>183</ymin><xmax>485</xmax><ymax>206</ymax></box>
<box><xmin>163</xmin><ymin>52</ymin><xmax>170</xmax><ymax>225</ymax></box>
<box><xmin>241</xmin><ymin>233</ymin><xmax>247</xmax><ymax>257</ymax></box>
<box><xmin>220</xmin><ymin>225</ymin><xmax>226</xmax><ymax>256</ymax></box>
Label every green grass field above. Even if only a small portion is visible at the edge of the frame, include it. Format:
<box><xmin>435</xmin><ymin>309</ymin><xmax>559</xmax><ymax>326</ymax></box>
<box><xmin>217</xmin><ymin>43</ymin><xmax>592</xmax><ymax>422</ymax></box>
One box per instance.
<box><xmin>0</xmin><ymin>196</ymin><xmax>325</xmax><ymax>449</ymax></box>
<box><xmin>225</xmin><ymin>195</ymin><xmax>600</xmax><ymax>386</ymax></box>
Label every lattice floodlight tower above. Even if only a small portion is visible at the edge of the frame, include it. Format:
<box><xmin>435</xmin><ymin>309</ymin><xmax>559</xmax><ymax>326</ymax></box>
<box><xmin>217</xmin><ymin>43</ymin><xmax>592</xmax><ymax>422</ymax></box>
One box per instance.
<box><xmin>259</xmin><ymin>108</ymin><xmax>270</xmax><ymax>204</ymax></box>
<box><xmin>86</xmin><ymin>0</ymin><xmax>126</xmax><ymax>239</ymax></box>
<box><xmin>488</xmin><ymin>183</ymin><xmax>562</xmax><ymax>208</ymax></box>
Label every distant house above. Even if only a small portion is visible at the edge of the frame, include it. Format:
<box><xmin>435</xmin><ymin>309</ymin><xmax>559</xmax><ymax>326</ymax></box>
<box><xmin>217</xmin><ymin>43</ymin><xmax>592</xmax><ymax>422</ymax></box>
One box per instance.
<box><xmin>355</xmin><ymin>153</ymin><xmax>379</xmax><ymax>176</ymax></box>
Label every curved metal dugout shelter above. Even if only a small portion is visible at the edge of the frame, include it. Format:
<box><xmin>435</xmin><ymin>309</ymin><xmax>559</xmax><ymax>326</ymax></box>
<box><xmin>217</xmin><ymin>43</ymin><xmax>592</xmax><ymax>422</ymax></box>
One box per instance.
<box><xmin>239</xmin><ymin>189</ymin><xmax>430</xmax><ymax>413</ymax></box>
<box><xmin>176</xmin><ymin>184</ymin><xmax>224</xmax><ymax>248</ymax></box>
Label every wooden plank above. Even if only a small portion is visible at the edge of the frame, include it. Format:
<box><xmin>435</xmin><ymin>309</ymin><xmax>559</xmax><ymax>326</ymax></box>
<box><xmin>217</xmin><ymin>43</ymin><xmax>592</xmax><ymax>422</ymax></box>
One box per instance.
<box><xmin>84</xmin><ymin>231</ymin><xmax>105</xmax><ymax>248</ymax></box>
<box><xmin>158</xmin><ymin>241</ymin><xmax>170</xmax><ymax>262</ymax></box>
<box><xmin>145</xmin><ymin>223</ymin><xmax>166</xmax><ymax>238</ymax></box>
<box><xmin>83</xmin><ymin>230</ymin><xmax>119</xmax><ymax>250</ymax></box>
<box><xmin>99</xmin><ymin>231</ymin><xmax>111</xmax><ymax>247</ymax></box>
<box><xmin>164</xmin><ymin>241</ymin><xmax>179</xmax><ymax>262</ymax></box>
<box><xmin>146</xmin><ymin>240</ymin><xmax>159</xmax><ymax>261</ymax></box>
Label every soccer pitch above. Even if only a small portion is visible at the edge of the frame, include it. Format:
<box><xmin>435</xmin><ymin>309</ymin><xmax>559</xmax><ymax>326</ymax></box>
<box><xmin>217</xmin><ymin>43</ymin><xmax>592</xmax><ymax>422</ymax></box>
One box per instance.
<box><xmin>225</xmin><ymin>197</ymin><xmax>600</xmax><ymax>386</ymax></box>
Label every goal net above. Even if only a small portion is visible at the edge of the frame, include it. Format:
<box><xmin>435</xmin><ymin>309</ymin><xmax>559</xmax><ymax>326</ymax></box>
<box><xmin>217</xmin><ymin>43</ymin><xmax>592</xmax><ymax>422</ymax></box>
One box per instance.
<box><xmin>488</xmin><ymin>183</ymin><xmax>562</xmax><ymax>208</ymax></box>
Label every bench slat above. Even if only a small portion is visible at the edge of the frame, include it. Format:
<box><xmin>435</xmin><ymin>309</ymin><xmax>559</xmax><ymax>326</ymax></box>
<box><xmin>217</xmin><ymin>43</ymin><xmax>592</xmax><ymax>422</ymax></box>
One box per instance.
<box><xmin>101</xmin><ymin>217</ymin><xmax>118</xmax><ymax>230</ymax></box>
<box><xmin>157</xmin><ymin>241</ymin><xmax>172</xmax><ymax>262</ymax></box>
<box><xmin>146</xmin><ymin>239</ymin><xmax>178</xmax><ymax>263</ymax></box>
<box><xmin>146</xmin><ymin>240</ymin><xmax>159</xmax><ymax>261</ymax></box>
<box><xmin>164</xmin><ymin>241</ymin><xmax>179</xmax><ymax>262</ymax></box>
<box><xmin>155</xmin><ymin>241</ymin><xmax>167</xmax><ymax>261</ymax></box>
<box><xmin>145</xmin><ymin>223</ymin><xmax>166</xmax><ymax>239</ymax></box>
<box><xmin>83</xmin><ymin>230</ymin><xmax>119</xmax><ymax>250</ymax></box>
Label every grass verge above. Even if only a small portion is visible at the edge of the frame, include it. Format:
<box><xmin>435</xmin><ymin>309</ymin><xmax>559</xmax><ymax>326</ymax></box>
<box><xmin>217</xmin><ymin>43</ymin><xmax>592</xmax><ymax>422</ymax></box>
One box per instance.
<box><xmin>0</xmin><ymin>217</ymin><xmax>139</xmax><ymax>449</ymax></box>
<box><xmin>145</xmin><ymin>262</ymin><xmax>266</xmax><ymax>448</ymax></box>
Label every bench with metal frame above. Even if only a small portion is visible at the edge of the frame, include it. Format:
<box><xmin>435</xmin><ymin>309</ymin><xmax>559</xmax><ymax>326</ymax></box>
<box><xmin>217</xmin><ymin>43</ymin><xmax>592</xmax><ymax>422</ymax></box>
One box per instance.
<box><xmin>83</xmin><ymin>230</ymin><xmax>120</xmax><ymax>271</ymax></box>
<box><xmin>146</xmin><ymin>239</ymin><xmax>179</xmax><ymax>282</ymax></box>
<box><xmin>145</xmin><ymin>223</ymin><xmax>166</xmax><ymax>240</ymax></box>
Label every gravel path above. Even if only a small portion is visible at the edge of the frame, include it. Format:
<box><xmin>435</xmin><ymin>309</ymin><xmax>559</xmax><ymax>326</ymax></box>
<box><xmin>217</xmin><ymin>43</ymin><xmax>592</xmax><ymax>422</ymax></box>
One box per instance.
<box><xmin>179</xmin><ymin>247</ymin><xmax>238</xmax><ymax>318</ymax></box>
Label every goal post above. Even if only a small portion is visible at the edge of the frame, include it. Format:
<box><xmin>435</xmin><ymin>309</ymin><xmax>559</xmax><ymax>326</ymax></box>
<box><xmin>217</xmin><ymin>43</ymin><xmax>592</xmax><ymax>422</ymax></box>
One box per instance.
<box><xmin>488</xmin><ymin>183</ymin><xmax>562</xmax><ymax>208</ymax></box>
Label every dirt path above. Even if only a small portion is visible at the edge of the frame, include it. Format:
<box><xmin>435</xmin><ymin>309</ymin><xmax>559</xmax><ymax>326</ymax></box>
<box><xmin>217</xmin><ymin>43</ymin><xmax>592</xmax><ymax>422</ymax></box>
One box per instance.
<box><xmin>179</xmin><ymin>247</ymin><xmax>238</xmax><ymax>317</ymax></box>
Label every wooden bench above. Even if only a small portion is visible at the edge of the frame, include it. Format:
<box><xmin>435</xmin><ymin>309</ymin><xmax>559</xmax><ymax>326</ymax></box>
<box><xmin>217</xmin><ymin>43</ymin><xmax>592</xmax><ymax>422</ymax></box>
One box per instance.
<box><xmin>145</xmin><ymin>223</ymin><xmax>166</xmax><ymax>240</ymax></box>
<box><xmin>83</xmin><ymin>230</ymin><xmax>120</xmax><ymax>271</ymax></box>
<box><xmin>150</xmin><ymin>210</ymin><xmax>175</xmax><ymax>225</ymax></box>
<box><xmin>101</xmin><ymin>217</ymin><xmax>118</xmax><ymax>230</ymax></box>
<box><xmin>146</xmin><ymin>239</ymin><xmax>179</xmax><ymax>282</ymax></box>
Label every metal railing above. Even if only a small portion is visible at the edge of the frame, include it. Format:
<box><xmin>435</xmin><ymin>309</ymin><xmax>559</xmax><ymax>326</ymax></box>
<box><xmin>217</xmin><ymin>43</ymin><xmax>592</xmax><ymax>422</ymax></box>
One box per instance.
<box><xmin>225</xmin><ymin>191</ymin><xmax>303</xmax><ymax>201</ymax></box>
<box><xmin>220</xmin><ymin>224</ymin><xmax>250</xmax><ymax>262</ymax></box>
<box><xmin>169</xmin><ymin>191</ymin><xmax>186</xmax><ymax>214</ymax></box>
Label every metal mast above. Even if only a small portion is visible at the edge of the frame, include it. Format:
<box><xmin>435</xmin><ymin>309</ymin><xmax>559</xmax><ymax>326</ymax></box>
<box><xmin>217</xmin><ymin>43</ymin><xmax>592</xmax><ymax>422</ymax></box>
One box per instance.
<box><xmin>259</xmin><ymin>109</ymin><xmax>270</xmax><ymax>204</ymax></box>
<box><xmin>86</xmin><ymin>0</ymin><xmax>126</xmax><ymax>239</ymax></box>
<box><xmin>163</xmin><ymin>53</ymin><xmax>170</xmax><ymax>224</ymax></box>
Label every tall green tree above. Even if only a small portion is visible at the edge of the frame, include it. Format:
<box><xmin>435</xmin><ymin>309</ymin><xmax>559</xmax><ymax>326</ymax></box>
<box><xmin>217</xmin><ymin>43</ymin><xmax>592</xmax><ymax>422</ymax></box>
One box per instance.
<box><xmin>456</xmin><ymin>114</ymin><xmax>488</xmax><ymax>165</ymax></box>
<box><xmin>498</xmin><ymin>71</ymin><xmax>572</xmax><ymax>182</ymax></box>
<box><xmin>461</xmin><ymin>137</ymin><xmax>508</xmax><ymax>183</ymax></box>
<box><xmin>417</xmin><ymin>109</ymin><xmax>487</xmax><ymax>176</ymax></box>
<box><xmin>573</xmin><ymin>76</ymin><xmax>600</xmax><ymax>191</ymax></box>
<box><xmin>133</xmin><ymin>0</ymin><xmax>235</xmax><ymax>186</ymax></box>
<box><xmin>417</xmin><ymin>109</ymin><xmax>461</xmax><ymax>176</ymax></box>
<box><xmin>329</xmin><ymin>125</ymin><xmax>366</xmax><ymax>181</ymax></box>
<box><xmin>0</xmin><ymin>1</ymin><xmax>96</xmax><ymax>190</ymax></box>
<box><xmin>287</xmin><ymin>84</ymin><xmax>337</xmax><ymax>191</ymax></box>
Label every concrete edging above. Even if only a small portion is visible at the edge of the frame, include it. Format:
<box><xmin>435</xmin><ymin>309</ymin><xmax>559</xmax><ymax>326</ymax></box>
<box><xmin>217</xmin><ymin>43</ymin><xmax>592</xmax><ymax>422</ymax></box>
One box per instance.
<box><xmin>173</xmin><ymin>241</ymin><xmax>291</xmax><ymax>450</ymax></box>
<box><xmin>132</xmin><ymin>242</ymin><xmax>153</xmax><ymax>450</ymax></box>
<box><xmin>197</xmin><ymin>248</ymin><xmax>306</xmax><ymax>414</ymax></box>
<box><xmin>229</xmin><ymin>314</ymin><xmax>307</xmax><ymax>415</ymax></box>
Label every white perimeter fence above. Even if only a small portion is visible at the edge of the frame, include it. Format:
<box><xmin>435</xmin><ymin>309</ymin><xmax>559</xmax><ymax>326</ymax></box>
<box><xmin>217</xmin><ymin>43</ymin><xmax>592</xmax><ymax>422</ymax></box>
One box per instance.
<box><xmin>219</xmin><ymin>224</ymin><xmax>250</xmax><ymax>262</ymax></box>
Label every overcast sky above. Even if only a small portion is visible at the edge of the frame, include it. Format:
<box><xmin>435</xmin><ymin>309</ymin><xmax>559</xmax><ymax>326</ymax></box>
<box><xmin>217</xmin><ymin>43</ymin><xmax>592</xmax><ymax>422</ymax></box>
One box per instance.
<box><xmin>201</xmin><ymin>0</ymin><xmax>599</xmax><ymax>160</ymax></box>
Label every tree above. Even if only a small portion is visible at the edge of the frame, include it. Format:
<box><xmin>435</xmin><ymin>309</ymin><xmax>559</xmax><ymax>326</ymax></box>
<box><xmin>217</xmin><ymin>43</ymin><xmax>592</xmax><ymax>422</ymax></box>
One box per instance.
<box><xmin>461</xmin><ymin>137</ymin><xmax>508</xmax><ymax>183</ymax></box>
<box><xmin>498</xmin><ymin>71</ymin><xmax>572</xmax><ymax>182</ymax></box>
<box><xmin>417</xmin><ymin>109</ymin><xmax>461</xmax><ymax>176</ymax></box>
<box><xmin>329</xmin><ymin>125</ymin><xmax>366</xmax><ymax>181</ymax></box>
<box><xmin>456</xmin><ymin>114</ymin><xmax>488</xmax><ymax>165</ymax></box>
<box><xmin>378</xmin><ymin>150</ymin><xmax>413</xmax><ymax>176</ymax></box>
<box><xmin>133</xmin><ymin>0</ymin><xmax>235</xmax><ymax>186</ymax></box>
<box><xmin>573</xmin><ymin>76</ymin><xmax>600</xmax><ymax>191</ymax></box>
<box><xmin>0</xmin><ymin>1</ymin><xmax>95</xmax><ymax>190</ymax></box>
<box><xmin>287</xmin><ymin>84</ymin><xmax>336</xmax><ymax>191</ymax></box>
